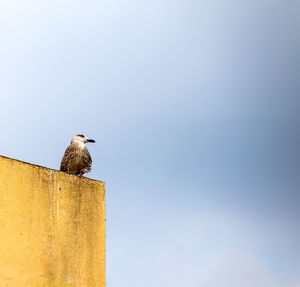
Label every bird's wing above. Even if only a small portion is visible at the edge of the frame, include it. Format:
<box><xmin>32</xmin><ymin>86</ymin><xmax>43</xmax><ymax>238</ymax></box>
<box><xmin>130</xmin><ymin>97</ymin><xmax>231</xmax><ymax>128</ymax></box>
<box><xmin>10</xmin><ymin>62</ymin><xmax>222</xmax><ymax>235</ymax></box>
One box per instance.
<box><xmin>60</xmin><ymin>144</ymin><xmax>76</xmax><ymax>171</ymax></box>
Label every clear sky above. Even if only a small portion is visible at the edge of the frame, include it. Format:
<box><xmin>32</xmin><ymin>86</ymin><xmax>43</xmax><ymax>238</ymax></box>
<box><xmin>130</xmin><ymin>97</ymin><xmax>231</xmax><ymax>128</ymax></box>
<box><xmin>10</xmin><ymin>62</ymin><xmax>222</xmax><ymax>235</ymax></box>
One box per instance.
<box><xmin>0</xmin><ymin>0</ymin><xmax>299</xmax><ymax>286</ymax></box>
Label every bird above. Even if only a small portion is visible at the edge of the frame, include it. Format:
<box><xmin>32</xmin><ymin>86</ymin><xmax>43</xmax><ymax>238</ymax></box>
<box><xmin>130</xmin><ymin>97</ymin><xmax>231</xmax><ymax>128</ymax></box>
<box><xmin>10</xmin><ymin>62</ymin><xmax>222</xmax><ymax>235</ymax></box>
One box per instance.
<box><xmin>60</xmin><ymin>134</ymin><xmax>95</xmax><ymax>176</ymax></box>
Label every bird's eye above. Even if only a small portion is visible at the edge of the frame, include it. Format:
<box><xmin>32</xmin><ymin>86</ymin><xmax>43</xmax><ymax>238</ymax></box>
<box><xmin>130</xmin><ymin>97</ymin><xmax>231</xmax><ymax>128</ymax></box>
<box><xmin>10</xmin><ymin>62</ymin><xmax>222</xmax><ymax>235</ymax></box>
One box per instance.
<box><xmin>77</xmin><ymin>134</ymin><xmax>85</xmax><ymax>138</ymax></box>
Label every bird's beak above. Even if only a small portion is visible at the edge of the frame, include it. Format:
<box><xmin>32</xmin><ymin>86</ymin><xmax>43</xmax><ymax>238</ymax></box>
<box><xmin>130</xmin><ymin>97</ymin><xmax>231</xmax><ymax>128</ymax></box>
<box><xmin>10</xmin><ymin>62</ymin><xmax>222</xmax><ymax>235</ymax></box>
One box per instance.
<box><xmin>87</xmin><ymin>139</ymin><xmax>95</xmax><ymax>143</ymax></box>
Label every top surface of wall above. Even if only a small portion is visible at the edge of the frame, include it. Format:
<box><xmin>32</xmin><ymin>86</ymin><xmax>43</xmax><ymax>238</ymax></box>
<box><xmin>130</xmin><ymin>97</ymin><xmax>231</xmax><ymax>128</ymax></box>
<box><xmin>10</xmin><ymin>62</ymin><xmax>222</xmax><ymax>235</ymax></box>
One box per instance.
<box><xmin>0</xmin><ymin>156</ymin><xmax>105</xmax><ymax>287</ymax></box>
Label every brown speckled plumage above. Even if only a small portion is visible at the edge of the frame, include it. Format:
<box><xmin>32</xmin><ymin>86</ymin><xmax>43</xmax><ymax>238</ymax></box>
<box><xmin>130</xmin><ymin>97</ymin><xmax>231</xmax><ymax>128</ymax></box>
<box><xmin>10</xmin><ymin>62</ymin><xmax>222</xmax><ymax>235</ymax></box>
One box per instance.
<box><xmin>60</xmin><ymin>134</ymin><xmax>95</xmax><ymax>176</ymax></box>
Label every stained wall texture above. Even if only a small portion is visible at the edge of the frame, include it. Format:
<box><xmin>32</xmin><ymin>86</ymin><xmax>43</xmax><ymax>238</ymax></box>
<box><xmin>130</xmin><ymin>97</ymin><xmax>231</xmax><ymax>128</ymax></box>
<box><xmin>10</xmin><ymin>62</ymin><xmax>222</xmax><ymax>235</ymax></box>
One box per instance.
<box><xmin>0</xmin><ymin>156</ymin><xmax>106</xmax><ymax>287</ymax></box>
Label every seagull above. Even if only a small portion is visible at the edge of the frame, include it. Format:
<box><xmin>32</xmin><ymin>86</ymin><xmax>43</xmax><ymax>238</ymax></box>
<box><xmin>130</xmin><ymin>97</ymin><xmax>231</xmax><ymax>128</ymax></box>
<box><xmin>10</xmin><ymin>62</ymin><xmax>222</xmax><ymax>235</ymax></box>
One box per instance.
<box><xmin>60</xmin><ymin>134</ymin><xmax>95</xmax><ymax>176</ymax></box>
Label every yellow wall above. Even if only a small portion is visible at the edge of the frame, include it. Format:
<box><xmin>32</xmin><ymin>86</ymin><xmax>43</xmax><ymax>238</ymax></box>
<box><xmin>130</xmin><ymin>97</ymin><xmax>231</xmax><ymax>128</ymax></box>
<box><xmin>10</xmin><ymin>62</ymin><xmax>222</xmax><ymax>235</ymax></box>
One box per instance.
<box><xmin>0</xmin><ymin>156</ymin><xmax>105</xmax><ymax>287</ymax></box>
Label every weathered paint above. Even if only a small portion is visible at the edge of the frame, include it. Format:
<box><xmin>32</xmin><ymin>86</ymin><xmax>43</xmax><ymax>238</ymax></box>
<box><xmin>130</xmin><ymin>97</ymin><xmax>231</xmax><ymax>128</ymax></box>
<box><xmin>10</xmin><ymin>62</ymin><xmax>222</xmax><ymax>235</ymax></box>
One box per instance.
<box><xmin>0</xmin><ymin>156</ymin><xmax>105</xmax><ymax>287</ymax></box>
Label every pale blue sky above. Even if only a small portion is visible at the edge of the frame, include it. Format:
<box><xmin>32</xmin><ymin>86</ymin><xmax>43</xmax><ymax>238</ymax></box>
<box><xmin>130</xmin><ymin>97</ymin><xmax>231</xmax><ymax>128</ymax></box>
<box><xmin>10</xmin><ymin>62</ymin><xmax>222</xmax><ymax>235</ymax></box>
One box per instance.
<box><xmin>0</xmin><ymin>0</ymin><xmax>299</xmax><ymax>286</ymax></box>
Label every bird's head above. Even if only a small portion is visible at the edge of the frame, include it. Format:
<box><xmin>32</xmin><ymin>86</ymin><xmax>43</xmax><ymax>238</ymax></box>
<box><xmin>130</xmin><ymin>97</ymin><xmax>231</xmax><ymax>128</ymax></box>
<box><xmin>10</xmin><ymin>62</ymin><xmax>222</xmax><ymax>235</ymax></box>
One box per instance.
<box><xmin>72</xmin><ymin>134</ymin><xmax>96</xmax><ymax>144</ymax></box>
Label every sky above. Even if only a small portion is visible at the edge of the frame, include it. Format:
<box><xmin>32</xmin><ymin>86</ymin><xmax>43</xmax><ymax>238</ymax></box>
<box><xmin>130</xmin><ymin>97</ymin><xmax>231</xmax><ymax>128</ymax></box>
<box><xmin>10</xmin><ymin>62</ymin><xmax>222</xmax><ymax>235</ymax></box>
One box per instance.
<box><xmin>0</xmin><ymin>0</ymin><xmax>299</xmax><ymax>286</ymax></box>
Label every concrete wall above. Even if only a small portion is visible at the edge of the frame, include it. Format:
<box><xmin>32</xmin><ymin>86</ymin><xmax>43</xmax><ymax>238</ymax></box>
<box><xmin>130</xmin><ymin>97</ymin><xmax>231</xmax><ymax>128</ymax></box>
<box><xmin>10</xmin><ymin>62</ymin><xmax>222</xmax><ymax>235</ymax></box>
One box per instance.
<box><xmin>0</xmin><ymin>156</ymin><xmax>105</xmax><ymax>287</ymax></box>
